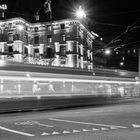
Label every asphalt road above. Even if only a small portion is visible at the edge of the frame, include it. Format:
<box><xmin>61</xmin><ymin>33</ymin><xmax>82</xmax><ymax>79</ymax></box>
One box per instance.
<box><xmin>0</xmin><ymin>100</ymin><xmax>140</xmax><ymax>140</ymax></box>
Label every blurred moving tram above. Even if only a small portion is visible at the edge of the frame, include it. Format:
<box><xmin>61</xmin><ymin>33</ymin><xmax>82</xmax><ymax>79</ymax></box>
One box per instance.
<box><xmin>0</xmin><ymin>61</ymin><xmax>139</xmax><ymax>112</ymax></box>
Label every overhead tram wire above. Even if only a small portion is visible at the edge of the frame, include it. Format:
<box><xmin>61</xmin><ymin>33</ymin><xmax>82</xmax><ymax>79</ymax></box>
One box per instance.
<box><xmin>102</xmin><ymin>18</ymin><xmax>140</xmax><ymax>49</ymax></box>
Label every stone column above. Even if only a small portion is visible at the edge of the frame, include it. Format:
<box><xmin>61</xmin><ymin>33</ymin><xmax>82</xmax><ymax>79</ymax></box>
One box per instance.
<box><xmin>28</xmin><ymin>44</ymin><xmax>34</xmax><ymax>63</ymax></box>
<box><xmin>54</xmin><ymin>42</ymin><xmax>60</xmax><ymax>66</ymax></box>
<box><xmin>39</xmin><ymin>44</ymin><xmax>45</xmax><ymax>54</ymax></box>
<box><xmin>13</xmin><ymin>40</ymin><xmax>24</xmax><ymax>53</ymax></box>
<box><xmin>138</xmin><ymin>49</ymin><xmax>140</xmax><ymax>76</ymax></box>
<box><xmin>79</xmin><ymin>44</ymin><xmax>84</xmax><ymax>69</ymax></box>
<box><xmin>66</xmin><ymin>41</ymin><xmax>77</xmax><ymax>67</ymax></box>
<box><xmin>13</xmin><ymin>41</ymin><xmax>23</xmax><ymax>62</ymax></box>
<box><xmin>0</xmin><ymin>42</ymin><xmax>7</xmax><ymax>53</ymax></box>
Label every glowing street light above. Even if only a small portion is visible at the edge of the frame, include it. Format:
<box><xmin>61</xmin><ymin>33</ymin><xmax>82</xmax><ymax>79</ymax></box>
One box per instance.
<box><xmin>76</xmin><ymin>6</ymin><xmax>86</xmax><ymax>19</ymax></box>
<box><xmin>120</xmin><ymin>62</ymin><xmax>124</xmax><ymax>66</ymax></box>
<box><xmin>104</xmin><ymin>49</ymin><xmax>111</xmax><ymax>55</ymax></box>
<box><xmin>0</xmin><ymin>4</ymin><xmax>7</xmax><ymax>18</ymax></box>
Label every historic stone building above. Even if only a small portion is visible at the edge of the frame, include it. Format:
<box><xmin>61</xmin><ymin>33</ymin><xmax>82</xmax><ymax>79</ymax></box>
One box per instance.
<box><xmin>0</xmin><ymin>17</ymin><xmax>98</xmax><ymax>71</ymax></box>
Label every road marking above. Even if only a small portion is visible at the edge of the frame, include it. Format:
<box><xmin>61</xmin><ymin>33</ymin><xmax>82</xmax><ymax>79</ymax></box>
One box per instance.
<box><xmin>52</xmin><ymin>131</ymin><xmax>60</xmax><ymax>135</ymax></box>
<box><xmin>92</xmin><ymin>128</ymin><xmax>99</xmax><ymax>131</ymax></box>
<box><xmin>15</xmin><ymin>121</ymin><xmax>53</xmax><ymax>128</ymax></box>
<box><xmin>0</xmin><ymin>126</ymin><xmax>35</xmax><ymax>137</ymax></box>
<box><xmin>72</xmin><ymin>130</ymin><xmax>80</xmax><ymax>133</ymax></box>
<box><xmin>110</xmin><ymin>127</ymin><xmax>118</xmax><ymax>130</ymax></box>
<box><xmin>132</xmin><ymin>124</ymin><xmax>140</xmax><ymax>128</ymax></box>
<box><xmin>62</xmin><ymin>130</ymin><xmax>71</xmax><ymax>134</ymax></box>
<box><xmin>101</xmin><ymin>127</ymin><xmax>108</xmax><ymax>130</ymax></box>
<box><xmin>41</xmin><ymin>132</ymin><xmax>50</xmax><ymax>136</ymax></box>
<box><xmin>82</xmin><ymin>129</ymin><xmax>91</xmax><ymax>132</ymax></box>
<box><xmin>49</xmin><ymin>118</ymin><xmax>127</xmax><ymax>129</ymax></box>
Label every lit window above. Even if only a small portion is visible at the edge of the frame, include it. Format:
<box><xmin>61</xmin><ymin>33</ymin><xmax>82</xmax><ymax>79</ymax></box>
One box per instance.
<box><xmin>61</xmin><ymin>34</ymin><xmax>66</xmax><ymax>41</ymax></box>
<box><xmin>9</xmin><ymin>33</ymin><xmax>13</xmax><ymax>41</ymax></box>
<box><xmin>60</xmin><ymin>46</ymin><xmax>66</xmax><ymax>56</ymax></box>
<box><xmin>47</xmin><ymin>35</ymin><xmax>52</xmax><ymax>43</ymax></box>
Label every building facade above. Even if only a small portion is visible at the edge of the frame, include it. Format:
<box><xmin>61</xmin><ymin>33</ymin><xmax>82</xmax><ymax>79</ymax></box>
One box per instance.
<box><xmin>0</xmin><ymin>18</ymin><xmax>97</xmax><ymax>71</ymax></box>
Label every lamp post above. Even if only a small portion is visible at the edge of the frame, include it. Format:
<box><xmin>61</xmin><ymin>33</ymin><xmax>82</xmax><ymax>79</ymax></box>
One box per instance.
<box><xmin>0</xmin><ymin>4</ymin><xmax>7</xmax><ymax>18</ymax></box>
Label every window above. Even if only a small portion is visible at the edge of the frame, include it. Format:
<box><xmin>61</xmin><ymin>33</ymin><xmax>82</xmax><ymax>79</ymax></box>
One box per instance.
<box><xmin>34</xmin><ymin>27</ymin><xmax>38</xmax><ymax>32</ymax></box>
<box><xmin>9</xmin><ymin>46</ymin><xmax>13</xmax><ymax>53</ymax></box>
<box><xmin>34</xmin><ymin>48</ymin><xmax>39</xmax><ymax>57</ymax></box>
<box><xmin>61</xmin><ymin>33</ymin><xmax>66</xmax><ymax>41</ymax></box>
<box><xmin>8</xmin><ymin>23</ymin><xmax>12</xmax><ymax>29</ymax></box>
<box><xmin>47</xmin><ymin>25</ymin><xmax>51</xmax><ymax>30</ymax></box>
<box><xmin>34</xmin><ymin>48</ymin><xmax>39</xmax><ymax>53</ymax></box>
<box><xmin>60</xmin><ymin>23</ymin><xmax>65</xmax><ymax>29</ymax></box>
<box><xmin>23</xmin><ymin>35</ymin><xmax>28</xmax><ymax>44</ymax></box>
<box><xmin>24</xmin><ymin>47</ymin><xmax>28</xmax><ymax>55</ymax></box>
<box><xmin>47</xmin><ymin>35</ymin><xmax>52</xmax><ymax>43</ymax></box>
<box><xmin>34</xmin><ymin>36</ymin><xmax>39</xmax><ymax>44</ymax></box>
<box><xmin>9</xmin><ymin>33</ymin><xmax>13</xmax><ymax>41</ymax></box>
<box><xmin>60</xmin><ymin>46</ymin><xmax>66</xmax><ymax>56</ymax></box>
<box><xmin>46</xmin><ymin>48</ymin><xmax>54</xmax><ymax>58</ymax></box>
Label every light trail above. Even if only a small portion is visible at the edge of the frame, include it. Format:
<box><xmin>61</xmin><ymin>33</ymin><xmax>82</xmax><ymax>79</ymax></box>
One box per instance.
<box><xmin>0</xmin><ymin>75</ymin><xmax>136</xmax><ymax>84</ymax></box>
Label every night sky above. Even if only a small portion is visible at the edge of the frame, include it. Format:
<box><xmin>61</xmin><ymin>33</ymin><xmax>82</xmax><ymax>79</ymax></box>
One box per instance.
<box><xmin>1</xmin><ymin>0</ymin><xmax>139</xmax><ymax>40</ymax></box>
<box><xmin>1</xmin><ymin>0</ymin><xmax>140</xmax><ymax>71</ymax></box>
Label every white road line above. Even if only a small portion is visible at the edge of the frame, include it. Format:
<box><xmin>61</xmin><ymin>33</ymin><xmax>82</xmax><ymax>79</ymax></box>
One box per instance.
<box><xmin>72</xmin><ymin>130</ymin><xmax>80</xmax><ymax>133</ymax></box>
<box><xmin>92</xmin><ymin>128</ymin><xmax>99</xmax><ymax>131</ymax></box>
<box><xmin>0</xmin><ymin>126</ymin><xmax>35</xmax><ymax>137</ymax></box>
<box><xmin>82</xmin><ymin>129</ymin><xmax>91</xmax><ymax>132</ymax></box>
<box><xmin>132</xmin><ymin>124</ymin><xmax>140</xmax><ymax>128</ymax></box>
<box><xmin>52</xmin><ymin>131</ymin><xmax>60</xmax><ymax>135</ymax></box>
<box><xmin>49</xmin><ymin>118</ymin><xmax>127</xmax><ymax>129</ymax></box>
<box><xmin>110</xmin><ymin>127</ymin><xmax>118</xmax><ymax>130</ymax></box>
<box><xmin>62</xmin><ymin>130</ymin><xmax>71</xmax><ymax>134</ymax></box>
<box><xmin>73</xmin><ymin>110</ymin><xmax>112</xmax><ymax>114</ymax></box>
<box><xmin>41</xmin><ymin>132</ymin><xmax>50</xmax><ymax>136</ymax></box>
<box><xmin>101</xmin><ymin>127</ymin><xmax>109</xmax><ymax>130</ymax></box>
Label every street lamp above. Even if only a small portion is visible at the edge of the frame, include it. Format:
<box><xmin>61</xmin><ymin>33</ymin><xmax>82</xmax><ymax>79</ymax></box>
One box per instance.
<box><xmin>0</xmin><ymin>4</ymin><xmax>7</xmax><ymax>18</ymax></box>
<box><xmin>76</xmin><ymin>6</ymin><xmax>86</xmax><ymax>19</ymax></box>
<box><xmin>120</xmin><ymin>62</ymin><xmax>124</xmax><ymax>66</ymax></box>
<box><xmin>105</xmin><ymin>49</ymin><xmax>111</xmax><ymax>55</ymax></box>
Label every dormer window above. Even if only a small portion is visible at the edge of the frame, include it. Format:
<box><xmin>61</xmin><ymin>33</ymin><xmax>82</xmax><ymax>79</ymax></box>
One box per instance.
<box><xmin>60</xmin><ymin>23</ymin><xmax>65</xmax><ymax>29</ymax></box>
